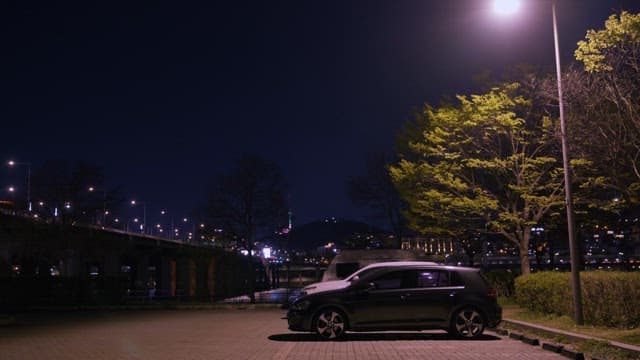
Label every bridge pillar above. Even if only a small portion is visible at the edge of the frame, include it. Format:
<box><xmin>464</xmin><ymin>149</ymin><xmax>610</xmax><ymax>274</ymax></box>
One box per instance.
<box><xmin>188</xmin><ymin>258</ymin><xmax>196</xmax><ymax>297</ymax></box>
<box><xmin>177</xmin><ymin>258</ymin><xmax>196</xmax><ymax>298</ymax></box>
<box><xmin>62</xmin><ymin>249</ymin><xmax>82</xmax><ymax>277</ymax></box>
<box><xmin>157</xmin><ymin>257</ymin><xmax>175</xmax><ymax>298</ymax></box>
<box><xmin>103</xmin><ymin>251</ymin><xmax>120</xmax><ymax>276</ymax></box>
<box><xmin>135</xmin><ymin>255</ymin><xmax>150</xmax><ymax>295</ymax></box>
<box><xmin>207</xmin><ymin>257</ymin><xmax>216</xmax><ymax>300</ymax></box>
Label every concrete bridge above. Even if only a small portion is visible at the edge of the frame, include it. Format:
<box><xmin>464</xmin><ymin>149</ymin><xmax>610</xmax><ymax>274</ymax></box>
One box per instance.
<box><xmin>0</xmin><ymin>213</ymin><xmax>257</xmax><ymax>306</ymax></box>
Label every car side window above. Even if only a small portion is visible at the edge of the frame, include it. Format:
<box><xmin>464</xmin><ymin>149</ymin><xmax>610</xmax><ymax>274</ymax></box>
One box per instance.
<box><xmin>416</xmin><ymin>270</ymin><xmax>452</xmax><ymax>288</ymax></box>
<box><xmin>371</xmin><ymin>270</ymin><xmax>404</xmax><ymax>290</ymax></box>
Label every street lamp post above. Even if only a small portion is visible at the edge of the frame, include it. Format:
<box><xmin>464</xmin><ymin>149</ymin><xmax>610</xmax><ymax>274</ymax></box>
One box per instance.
<box><xmin>182</xmin><ymin>217</ymin><xmax>195</xmax><ymax>243</ymax></box>
<box><xmin>494</xmin><ymin>0</ymin><xmax>583</xmax><ymax>324</ymax></box>
<box><xmin>88</xmin><ymin>186</ymin><xmax>107</xmax><ymax>226</ymax></box>
<box><xmin>7</xmin><ymin>160</ymin><xmax>31</xmax><ymax>212</ymax></box>
<box><xmin>550</xmin><ymin>0</ymin><xmax>583</xmax><ymax>325</ymax></box>
<box><xmin>131</xmin><ymin>200</ymin><xmax>147</xmax><ymax>234</ymax></box>
<box><xmin>160</xmin><ymin>210</ymin><xmax>174</xmax><ymax>240</ymax></box>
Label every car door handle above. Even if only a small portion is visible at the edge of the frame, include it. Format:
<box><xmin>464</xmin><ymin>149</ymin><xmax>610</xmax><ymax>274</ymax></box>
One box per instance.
<box><xmin>400</xmin><ymin>294</ymin><xmax>411</xmax><ymax>300</ymax></box>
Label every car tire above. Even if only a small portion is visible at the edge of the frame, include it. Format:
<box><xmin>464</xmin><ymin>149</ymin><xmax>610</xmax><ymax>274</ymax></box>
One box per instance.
<box><xmin>449</xmin><ymin>306</ymin><xmax>485</xmax><ymax>339</ymax></box>
<box><xmin>313</xmin><ymin>308</ymin><xmax>347</xmax><ymax>341</ymax></box>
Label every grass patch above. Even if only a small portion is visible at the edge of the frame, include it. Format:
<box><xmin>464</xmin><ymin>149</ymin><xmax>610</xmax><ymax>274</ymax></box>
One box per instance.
<box><xmin>501</xmin><ymin>322</ymin><xmax>639</xmax><ymax>360</ymax></box>
<box><xmin>578</xmin><ymin>339</ymin><xmax>639</xmax><ymax>360</ymax></box>
<box><xmin>500</xmin><ymin>297</ymin><xmax>640</xmax><ymax>346</ymax></box>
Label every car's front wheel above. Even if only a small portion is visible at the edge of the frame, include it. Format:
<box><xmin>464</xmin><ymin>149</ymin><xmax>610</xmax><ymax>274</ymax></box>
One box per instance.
<box><xmin>313</xmin><ymin>308</ymin><xmax>347</xmax><ymax>340</ymax></box>
<box><xmin>450</xmin><ymin>306</ymin><xmax>485</xmax><ymax>339</ymax></box>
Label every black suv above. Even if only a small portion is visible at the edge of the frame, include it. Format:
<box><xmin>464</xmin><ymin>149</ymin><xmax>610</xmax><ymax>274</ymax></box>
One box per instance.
<box><xmin>286</xmin><ymin>261</ymin><xmax>501</xmax><ymax>340</ymax></box>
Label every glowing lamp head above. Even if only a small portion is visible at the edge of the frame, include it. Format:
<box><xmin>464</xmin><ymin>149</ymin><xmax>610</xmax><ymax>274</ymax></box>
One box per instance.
<box><xmin>493</xmin><ymin>0</ymin><xmax>520</xmax><ymax>15</ymax></box>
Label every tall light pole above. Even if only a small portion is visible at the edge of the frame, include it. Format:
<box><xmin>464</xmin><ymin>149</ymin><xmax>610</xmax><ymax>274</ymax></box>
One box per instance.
<box><xmin>550</xmin><ymin>0</ymin><xmax>583</xmax><ymax>325</ymax></box>
<box><xmin>131</xmin><ymin>200</ymin><xmax>146</xmax><ymax>234</ymax></box>
<box><xmin>88</xmin><ymin>186</ymin><xmax>107</xmax><ymax>226</ymax></box>
<box><xmin>7</xmin><ymin>160</ymin><xmax>31</xmax><ymax>212</ymax></box>
<box><xmin>494</xmin><ymin>0</ymin><xmax>583</xmax><ymax>324</ymax></box>
<box><xmin>160</xmin><ymin>209</ymin><xmax>174</xmax><ymax>239</ymax></box>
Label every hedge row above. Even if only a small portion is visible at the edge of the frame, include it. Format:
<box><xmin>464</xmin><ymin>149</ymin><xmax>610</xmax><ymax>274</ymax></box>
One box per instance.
<box><xmin>515</xmin><ymin>271</ymin><xmax>640</xmax><ymax>328</ymax></box>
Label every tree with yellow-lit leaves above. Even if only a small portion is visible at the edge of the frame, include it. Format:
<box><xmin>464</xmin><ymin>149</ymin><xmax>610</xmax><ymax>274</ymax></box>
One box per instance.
<box><xmin>390</xmin><ymin>83</ymin><xmax>593</xmax><ymax>275</ymax></box>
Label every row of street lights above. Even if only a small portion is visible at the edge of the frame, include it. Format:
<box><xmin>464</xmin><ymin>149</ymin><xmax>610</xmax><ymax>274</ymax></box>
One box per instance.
<box><xmin>2</xmin><ymin>161</ymin><xmax>201</xmax><ymax>242</ymax></box>
<box><xmin>6</xmin><ymin>160</ymin><xmax>31</xmax><ymax>212</ymax></box>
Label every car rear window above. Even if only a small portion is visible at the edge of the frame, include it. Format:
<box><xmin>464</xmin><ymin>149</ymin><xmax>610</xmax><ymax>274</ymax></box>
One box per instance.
<box><xmin>415</xmin><ymin>270</ymin><xmax>465</xmax><ymax>287</ymax></box>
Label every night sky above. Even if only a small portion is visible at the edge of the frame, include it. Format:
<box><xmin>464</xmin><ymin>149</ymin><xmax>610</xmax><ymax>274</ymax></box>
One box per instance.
<box><xmin>3</xmin><ymin>0</ymin><xmax>640</xmax><ymax>226</ymax></box>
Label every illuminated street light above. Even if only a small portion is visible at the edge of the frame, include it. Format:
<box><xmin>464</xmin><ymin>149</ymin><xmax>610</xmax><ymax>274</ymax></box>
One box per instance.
<box><xmin>130</xmin><ymin>200</ymin><xmax>147</xmax><ymax>234</ymax></box>
<box><xmin>493</xmin><ymin>0</ymin><xmax>583</xmax><ymax>324</ymax></box>
<box><xmin>160</xmin><ymin>209</ymin><xmax>174</xmax><ymax>239</ymax></box>
<box><xmin>182</xmin><ymin>217</ymin><xmax>196</xmax><ymax>243</ymax></box>
<box><xmin>88</xmin><ymin>186</ymin><xmax>107</xmax><ymax>226</ymax></box>
<box><xmin>493</xmin><ymin>0</ymin><xmax>520</xmax><ymax>15</ymax></box>
<box><xmin>7</xmin><ymin>160</ymin><xmax>31</xmax><ymax>211</ymax></box>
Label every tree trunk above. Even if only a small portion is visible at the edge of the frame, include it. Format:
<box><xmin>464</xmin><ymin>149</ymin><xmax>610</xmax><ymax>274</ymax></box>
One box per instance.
<box><xmin>519</xmin><ymin>227</ymin><xmax>532</xmax><ymax>275</ymax></box>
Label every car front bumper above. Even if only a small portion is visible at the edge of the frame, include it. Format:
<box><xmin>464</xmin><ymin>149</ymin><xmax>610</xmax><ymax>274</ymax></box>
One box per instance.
<box><xmin>286</xmin><ymin>310</ymin><xmax>313</xmax><ymax>332</ymax></box>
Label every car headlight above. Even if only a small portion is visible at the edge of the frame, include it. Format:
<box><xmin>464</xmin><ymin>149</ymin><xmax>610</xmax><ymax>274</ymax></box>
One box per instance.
<box><xmin>290</xmin><ymin>300</ymin><xmax>311</xmax><ymax>311</ymax></box>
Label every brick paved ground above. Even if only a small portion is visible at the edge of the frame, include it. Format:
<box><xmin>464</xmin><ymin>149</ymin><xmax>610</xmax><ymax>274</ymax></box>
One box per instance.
<box><xmin>0</xmin><ymin>308</ymin><xmax>567</xmax><ymax>360</ymax></box>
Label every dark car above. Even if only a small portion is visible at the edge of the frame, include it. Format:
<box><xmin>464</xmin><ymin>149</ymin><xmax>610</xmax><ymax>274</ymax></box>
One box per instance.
<box><xmin>286</xmin><ymin>261</ymin><xmax>501</xmax><ymax>340</ymax></box>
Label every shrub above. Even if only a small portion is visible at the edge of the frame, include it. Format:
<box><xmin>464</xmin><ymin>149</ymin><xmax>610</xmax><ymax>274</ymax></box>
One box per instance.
<box><xmin>483</xmin><ymin>269</ymin><xmax>518</xmax><ymax>297</ymax></box>
<box><xmin>515</xmin><ymin>271</ymin><xmax>640</xmax><ymax>328</ymax></box>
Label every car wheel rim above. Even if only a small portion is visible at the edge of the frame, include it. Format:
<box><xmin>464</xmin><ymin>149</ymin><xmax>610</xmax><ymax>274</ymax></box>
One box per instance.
<box><xmin>455</xmin><ymin>309</ymin><xmax>483</xmax><ymax>337</ymax></box>
<box><xmin>316</xmin><ymin>310</ymin><xmax>345</xmax><ymax>339</ymax></box>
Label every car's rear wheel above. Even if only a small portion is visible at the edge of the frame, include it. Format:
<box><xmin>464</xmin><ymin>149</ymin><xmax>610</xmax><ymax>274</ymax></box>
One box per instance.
<box><xmin>313</xmin><ymin>308</ymin><xmax>347</xmax><ymax>340</ymax></box>
<box><xmin>450</xmin><ymin>306</ymin><xmax>485</xmax><ymax>339</ymax></box>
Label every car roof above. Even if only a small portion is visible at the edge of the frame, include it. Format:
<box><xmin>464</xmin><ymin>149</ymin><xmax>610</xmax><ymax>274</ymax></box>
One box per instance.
<box><xmin>362</xmin><ymin>261</ymin><xmax>437</xmax><ymax>268</ymax></box>
<box><xmin>358</xmin><ymin>261</ymin><xmax>477</xmax><ymax>272</ymax></box>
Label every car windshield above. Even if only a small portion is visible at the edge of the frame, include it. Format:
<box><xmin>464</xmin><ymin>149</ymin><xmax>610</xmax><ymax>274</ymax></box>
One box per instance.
<box><xmin>345</xmin><ymin>266</ymin><xmax>379</xmax><ymax>282</ymax></box>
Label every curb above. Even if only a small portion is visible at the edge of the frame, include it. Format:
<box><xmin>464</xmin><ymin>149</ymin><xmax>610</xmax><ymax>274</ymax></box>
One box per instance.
<box><xmin>560</xmin><ymin>348</ymin><xmax>585</xmax><ymax>360</ymax></box>
<box><xmin>492</xmin><ymin>328</ymin><xmax>584</xmax><ymax>359</ymax></box>
<box><xmin>3</xmin><ymin>303</ymin><xmax>283</xmax><ymax>313</ymax></box>
<box><xmin>502</xmin><ymin>318</ymin><xmax>640</xmax><ymax>355</ymax></box>
<box><xmin>496</xmin><ymin>318</ymin><xmax>640</xmax><ymax>360</ymax></box>
<box><xmin>541</xmin><ymin>342</ymin><xmax>564</xmax><ymax>353</ymax></box>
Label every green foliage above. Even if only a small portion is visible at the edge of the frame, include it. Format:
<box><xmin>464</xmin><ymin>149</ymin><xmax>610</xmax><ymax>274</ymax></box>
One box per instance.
<box><xmin>390</xmin><ymin>82</ymin><xmax>589</xmax><ymax>274</ymax></box>
<box><xmin>483</xmin><ymin>269</ymin><xmax>518</xmax><ymax>297</ymax></box>
<box><xmin>515</xmin><ymin>272</ymin><xmax>640</xmax><ymax>328</ymax></box>
<box><xmin>571</xmin><ymin>11</ymin><xmax>640</xmax><ymax>203</ymax></box>
<box><xmin>575</xmin><ymin>12</ymin><xmax>640</xmax><ymax>73</ymax></box>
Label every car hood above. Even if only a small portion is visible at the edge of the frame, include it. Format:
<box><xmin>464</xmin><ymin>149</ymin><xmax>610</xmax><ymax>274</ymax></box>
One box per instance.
<box><xmin>302</xmin><ymin>279</ymin><xmax>350</xmax><ymax>295</ymax></box>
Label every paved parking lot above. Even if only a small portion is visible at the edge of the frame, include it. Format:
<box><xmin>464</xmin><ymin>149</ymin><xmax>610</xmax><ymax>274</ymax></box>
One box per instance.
<box><xmin>0</xmin><ymin>308</ymin><xmax>567</xmax><ymax>359</ymax></box>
